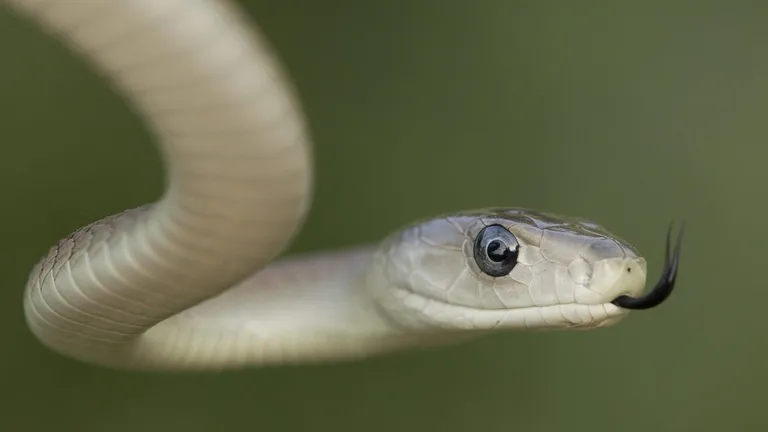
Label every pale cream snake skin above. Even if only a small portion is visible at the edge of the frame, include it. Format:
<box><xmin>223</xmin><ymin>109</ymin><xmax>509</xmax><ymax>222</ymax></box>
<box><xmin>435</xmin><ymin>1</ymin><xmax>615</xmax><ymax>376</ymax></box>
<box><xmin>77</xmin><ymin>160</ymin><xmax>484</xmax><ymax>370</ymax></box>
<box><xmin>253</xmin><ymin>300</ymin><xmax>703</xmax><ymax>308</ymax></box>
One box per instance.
<box><xmin>4</xmin><ymin>0</ymin><xmax>682</xmax><ymax>372</ymax></box>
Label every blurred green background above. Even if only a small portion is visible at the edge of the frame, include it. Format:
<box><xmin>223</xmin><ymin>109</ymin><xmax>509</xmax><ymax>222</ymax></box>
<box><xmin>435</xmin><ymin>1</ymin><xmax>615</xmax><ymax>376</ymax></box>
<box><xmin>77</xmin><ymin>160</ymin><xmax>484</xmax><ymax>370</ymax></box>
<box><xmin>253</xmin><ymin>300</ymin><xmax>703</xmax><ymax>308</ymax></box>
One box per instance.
<box><xmin>0</xmin><ymin>1</ymin><xmax>765</xmax><ymax>431</ymax></box>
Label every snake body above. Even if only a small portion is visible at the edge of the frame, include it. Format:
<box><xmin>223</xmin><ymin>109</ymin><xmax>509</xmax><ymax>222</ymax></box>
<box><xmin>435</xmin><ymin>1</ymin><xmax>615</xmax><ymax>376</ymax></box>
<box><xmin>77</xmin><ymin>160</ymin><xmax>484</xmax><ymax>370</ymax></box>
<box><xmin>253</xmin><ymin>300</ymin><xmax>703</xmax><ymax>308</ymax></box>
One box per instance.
<box><xmin>6</xmin><ymin>0</ymin><xmax>681</xmax><ymax>371</ymax></box>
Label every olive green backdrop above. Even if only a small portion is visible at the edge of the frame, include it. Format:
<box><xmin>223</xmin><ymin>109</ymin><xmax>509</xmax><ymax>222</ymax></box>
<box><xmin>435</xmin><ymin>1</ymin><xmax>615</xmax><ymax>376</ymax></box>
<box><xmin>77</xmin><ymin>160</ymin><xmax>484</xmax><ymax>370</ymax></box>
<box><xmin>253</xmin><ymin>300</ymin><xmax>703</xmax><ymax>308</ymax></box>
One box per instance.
<box><xmin>0</xmin><ymin>1</ymin><xmax>764</xmax><ymax>431</ymax></box>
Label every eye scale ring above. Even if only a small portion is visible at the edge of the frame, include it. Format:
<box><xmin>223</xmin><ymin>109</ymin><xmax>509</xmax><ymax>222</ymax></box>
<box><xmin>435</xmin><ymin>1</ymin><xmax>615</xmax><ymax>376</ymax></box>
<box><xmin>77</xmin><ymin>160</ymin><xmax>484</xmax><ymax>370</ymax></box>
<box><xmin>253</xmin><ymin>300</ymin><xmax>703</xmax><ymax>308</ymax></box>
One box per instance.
<box><xmin>473</xmin><ymin>224</ymin><xmax>520</xmax><ymax>277</ymax></box>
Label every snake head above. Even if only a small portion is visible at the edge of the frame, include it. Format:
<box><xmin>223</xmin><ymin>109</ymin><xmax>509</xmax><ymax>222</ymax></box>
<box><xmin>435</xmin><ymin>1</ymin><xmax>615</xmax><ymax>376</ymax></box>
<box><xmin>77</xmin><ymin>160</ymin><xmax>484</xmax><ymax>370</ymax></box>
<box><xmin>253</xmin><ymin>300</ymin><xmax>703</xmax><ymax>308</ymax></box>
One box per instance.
<box><xmin>369</xmin><ymin>208</ymin><xmax>681</xmax><ymax>334</ymax></box>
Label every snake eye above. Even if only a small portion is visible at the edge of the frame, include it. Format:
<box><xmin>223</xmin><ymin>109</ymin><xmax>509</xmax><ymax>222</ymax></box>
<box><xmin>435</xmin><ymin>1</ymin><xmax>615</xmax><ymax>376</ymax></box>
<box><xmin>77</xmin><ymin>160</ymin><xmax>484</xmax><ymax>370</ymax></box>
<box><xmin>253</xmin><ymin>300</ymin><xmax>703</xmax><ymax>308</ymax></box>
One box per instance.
<box><xmin>473</xmin><ymin>224</ymin><xmax>520</xmax><ymax>277</ymax></box>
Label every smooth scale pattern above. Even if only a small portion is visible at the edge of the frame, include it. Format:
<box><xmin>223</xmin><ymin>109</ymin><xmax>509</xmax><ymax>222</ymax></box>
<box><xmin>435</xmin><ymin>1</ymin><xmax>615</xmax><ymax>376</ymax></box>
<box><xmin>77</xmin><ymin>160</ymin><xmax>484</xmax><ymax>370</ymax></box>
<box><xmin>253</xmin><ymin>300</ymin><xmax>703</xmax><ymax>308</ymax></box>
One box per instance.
<box><xmin>6</xmin><ymin>0</ymin><xmax>662</xmax><ymax>372</ymax></box>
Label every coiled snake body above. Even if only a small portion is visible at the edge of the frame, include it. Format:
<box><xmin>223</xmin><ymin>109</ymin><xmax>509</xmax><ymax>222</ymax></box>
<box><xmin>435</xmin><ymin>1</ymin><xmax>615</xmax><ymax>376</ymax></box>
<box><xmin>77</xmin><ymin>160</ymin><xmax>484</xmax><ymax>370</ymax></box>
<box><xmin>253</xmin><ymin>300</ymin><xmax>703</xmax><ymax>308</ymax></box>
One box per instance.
<box><xmin>6</xmin><ymin>0</ymin><xmax>682</xmax><ymax>371</ymax></box>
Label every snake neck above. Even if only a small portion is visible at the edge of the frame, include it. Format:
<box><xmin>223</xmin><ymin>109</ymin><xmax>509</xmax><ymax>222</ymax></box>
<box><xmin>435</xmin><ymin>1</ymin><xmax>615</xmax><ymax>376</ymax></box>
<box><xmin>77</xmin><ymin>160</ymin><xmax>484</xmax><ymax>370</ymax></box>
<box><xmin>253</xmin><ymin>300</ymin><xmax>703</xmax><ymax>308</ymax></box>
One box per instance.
<box><xmin>134</xmin><ymin>245</ymin><xmax>438</xmax><ymax>370</ymax></box>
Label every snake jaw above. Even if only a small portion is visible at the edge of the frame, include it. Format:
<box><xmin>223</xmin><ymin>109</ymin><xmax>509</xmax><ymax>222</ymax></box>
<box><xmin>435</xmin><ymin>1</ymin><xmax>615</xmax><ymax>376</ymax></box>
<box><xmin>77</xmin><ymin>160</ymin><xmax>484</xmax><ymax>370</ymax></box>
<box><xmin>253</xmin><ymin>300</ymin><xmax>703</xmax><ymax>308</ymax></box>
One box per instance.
<box><xmin>611</xmin><ymin>223</ymin><xmax>683</xmax><ymax>310</ymax></box>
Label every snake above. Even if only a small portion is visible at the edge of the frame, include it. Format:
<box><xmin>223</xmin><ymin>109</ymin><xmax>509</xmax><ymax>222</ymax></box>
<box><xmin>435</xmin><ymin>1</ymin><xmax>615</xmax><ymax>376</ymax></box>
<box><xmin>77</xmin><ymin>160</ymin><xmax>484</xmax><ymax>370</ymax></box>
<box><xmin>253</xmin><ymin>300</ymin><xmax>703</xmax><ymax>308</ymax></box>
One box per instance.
<box><xmin>7</xmin><ymin>0</ymin><xmax>683</xmax><ymax>372</ymax></box>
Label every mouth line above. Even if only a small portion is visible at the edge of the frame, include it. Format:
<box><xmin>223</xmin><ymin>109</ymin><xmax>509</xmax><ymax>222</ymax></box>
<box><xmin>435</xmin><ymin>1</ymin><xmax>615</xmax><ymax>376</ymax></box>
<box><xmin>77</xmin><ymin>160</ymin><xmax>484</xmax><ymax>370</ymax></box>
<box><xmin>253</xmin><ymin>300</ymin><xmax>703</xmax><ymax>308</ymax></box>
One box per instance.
<box><xmin>611</xmin><ymin>223</ymin><xmax>683</xmax><ymax>310</ymax></box>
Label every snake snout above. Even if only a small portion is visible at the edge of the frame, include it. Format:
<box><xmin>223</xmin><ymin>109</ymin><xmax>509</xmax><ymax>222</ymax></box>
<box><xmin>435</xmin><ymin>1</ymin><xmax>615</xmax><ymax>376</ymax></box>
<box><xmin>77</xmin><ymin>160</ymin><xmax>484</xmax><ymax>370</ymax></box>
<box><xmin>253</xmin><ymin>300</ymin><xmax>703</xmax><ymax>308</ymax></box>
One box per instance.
<box><xmin>612</xmin><ymin>223</ymin><xmax>684</xmax><ymax>310</ymax></box>
<box><xmin>589</xmin><ymin>257</ymin><xmax>647</xmax><ymax>302</ymax></box>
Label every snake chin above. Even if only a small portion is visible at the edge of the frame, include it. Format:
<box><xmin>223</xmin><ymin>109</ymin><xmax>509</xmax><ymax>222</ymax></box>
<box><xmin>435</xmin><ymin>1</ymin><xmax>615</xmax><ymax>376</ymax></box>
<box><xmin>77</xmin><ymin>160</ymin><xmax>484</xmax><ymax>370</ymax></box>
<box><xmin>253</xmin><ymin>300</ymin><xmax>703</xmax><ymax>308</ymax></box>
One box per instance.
<box><xmin>373</xmin><ymin>284</ymin><xmax>636</xmax><ymax>334</ymax></box>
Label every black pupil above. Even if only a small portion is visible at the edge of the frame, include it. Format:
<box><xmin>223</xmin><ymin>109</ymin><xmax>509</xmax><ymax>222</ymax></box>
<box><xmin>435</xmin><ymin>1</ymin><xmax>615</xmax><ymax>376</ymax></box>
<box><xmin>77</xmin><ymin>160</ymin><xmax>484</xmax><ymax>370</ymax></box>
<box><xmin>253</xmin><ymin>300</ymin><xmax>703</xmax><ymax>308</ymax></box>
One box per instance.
<box><xmin>486</xmin><ymin>240</ymin><xmax>509</xmax><ymax>262</ymax></box>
